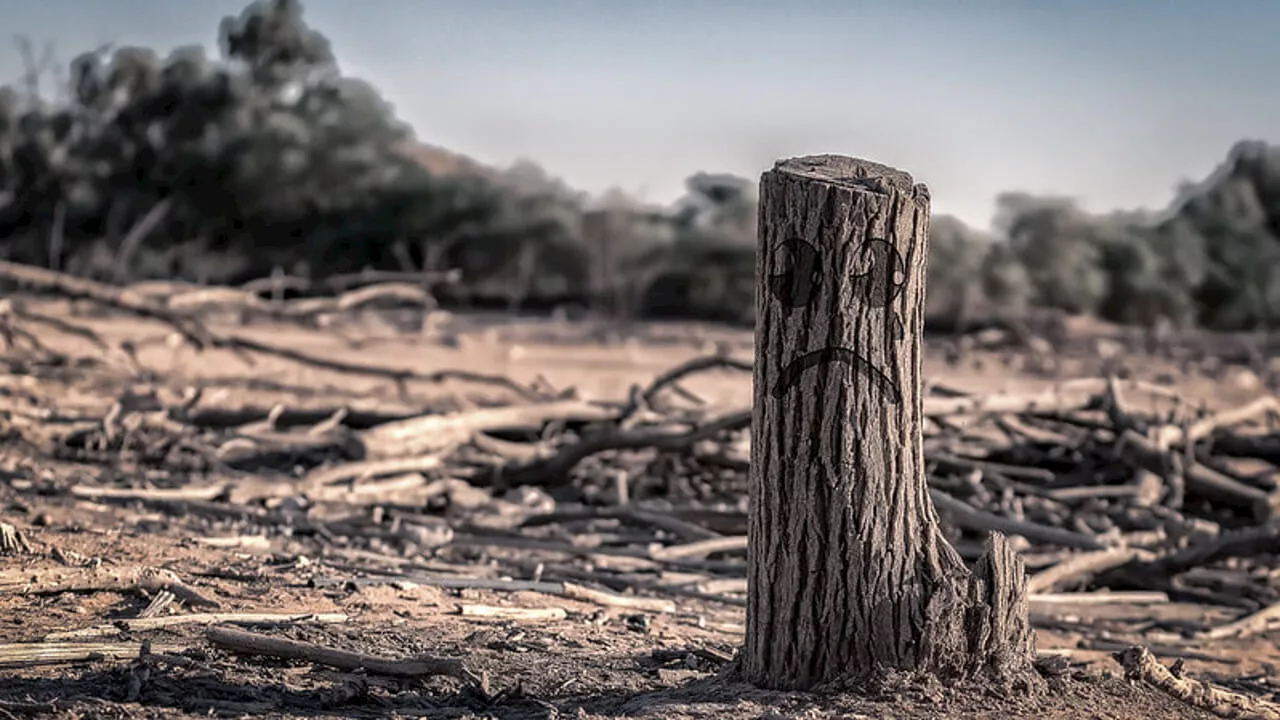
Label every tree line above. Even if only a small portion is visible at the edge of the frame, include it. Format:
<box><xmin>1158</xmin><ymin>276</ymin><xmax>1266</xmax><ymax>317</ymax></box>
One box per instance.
<box><xmin>0</xmin><ymin>0</ymin><xmax>1276</xmax><ymax>332</ymax></box>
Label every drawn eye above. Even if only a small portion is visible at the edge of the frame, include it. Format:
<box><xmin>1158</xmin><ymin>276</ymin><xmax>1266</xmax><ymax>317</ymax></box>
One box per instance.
<box><xmin>767</xmin><ymin>237</ymin><xmax>821</xmax><ymax>308</ymax></box>
<box><xmin>849</xmin><ymin>239</ymin><xmax>906</xmax><ymax>308</ymax></box>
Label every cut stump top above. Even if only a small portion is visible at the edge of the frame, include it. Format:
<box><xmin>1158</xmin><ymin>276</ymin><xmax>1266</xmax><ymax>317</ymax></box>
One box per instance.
<box><xmin>772</xmin><ymin>155</ymin><xmax>928</xmax><ymax>200</ymax></box>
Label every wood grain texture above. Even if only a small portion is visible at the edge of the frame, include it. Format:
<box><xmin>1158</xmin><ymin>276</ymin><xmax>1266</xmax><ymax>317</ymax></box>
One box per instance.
<box><xmin>741</xmin><ymin>155</ymin><xmax>1035</xmax><ymax>690</ymax></box>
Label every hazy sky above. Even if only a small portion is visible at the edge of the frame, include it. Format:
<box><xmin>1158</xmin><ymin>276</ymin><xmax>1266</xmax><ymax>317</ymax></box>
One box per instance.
<box><xmin>1</xmin><ymin>0</ymin><xmax>1276</xmax><ymax>229</ymax></box>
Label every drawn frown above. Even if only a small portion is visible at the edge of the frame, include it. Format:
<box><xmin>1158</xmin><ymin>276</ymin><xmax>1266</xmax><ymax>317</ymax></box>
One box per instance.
<box><xmin>766</xmin><ymin>235</ymin><xmax>906</xmax><ymax>404</ymax></box>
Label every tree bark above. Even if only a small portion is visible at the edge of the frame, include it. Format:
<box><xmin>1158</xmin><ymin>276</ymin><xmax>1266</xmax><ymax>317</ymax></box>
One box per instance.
<box><xmin>740</xmin><ymin>155</ymin><xmax>1036</xmax><ymax>690</ymax></box>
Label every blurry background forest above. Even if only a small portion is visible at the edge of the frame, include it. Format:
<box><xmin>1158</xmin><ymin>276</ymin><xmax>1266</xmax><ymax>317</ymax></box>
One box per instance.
<box><xmin>1</xmin><ymin>0</ymin><xmax>1278</xmax><ymax>333</ymax></box>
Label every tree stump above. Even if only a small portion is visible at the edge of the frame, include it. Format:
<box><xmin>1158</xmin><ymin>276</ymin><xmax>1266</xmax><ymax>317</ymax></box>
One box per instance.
<box><xmin>740</xmin><ymin>155</ymin><xmax>1036</xmax><ymax>690</ymax></box>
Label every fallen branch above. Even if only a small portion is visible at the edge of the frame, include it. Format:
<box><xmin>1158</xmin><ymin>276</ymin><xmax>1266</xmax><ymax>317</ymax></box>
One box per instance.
<box><xmin>0</xmin><ymin>260</ymin><xmax>217</xmax><ymax>351</ymax></box>
<box><xmin>360</xmin><ymin>400</ymin><xmax>617</xmax><ymax>459</ymax></box>
<box><xmin>205</xmin><ymin>626</ymin><xmax>481</xmax><ymax>685</ymax></box>
<box><xmin>1114</xmin><ymin>645</ymin><xmax>1280</xmax><ymax>720</ymax></box>
<box><xmin>44</xmin><ymin>612</ymin><xmax>349</xmax><ymax>641</ymax></box>
<box><xmin>217</xmin><ymin>332</ymin><xmax>542</xmax><ymax>401</ymax></box>
<box><xmin>371</xmin><ymin>574</ymin><xmax>677</xmax><ymax>614</ymax></box>
<box><xmin>0</xmin><ymin>565</ymin><xmax>219</xmax><ymax>608</ymax></box>
<box><xmin>649</xmin><ymin>536</ymin><xmax>748</xmax><ymax>562</ymax></box>
<box><xmin>1116</xmin><ymin>430</ymin><xmax>1280</xmax><ymax>522</ymax></box>
<box><xmin>458</xmin><ymin>604</ymin><xmax>567</xmax><ymax>621</ymax></box>
<box><xmin>1195</xmin><ymin>601</ymin><xmax>1280</xmax><ymax>642</ymax></box>
<box><xmin>69</xmin><ymin>483</ymin><xmax>228</xmax><ymax>503</ymax></box>
<box><xmin>929</xmin><ymin>488</ymin><xmax>1108</xmax><ymax>550</ymax></box>
<box><xmin>0</xmin><ymin>640</ymin><xmax>187</xmax><ymax>669</ymax></box>
<box><xmin>301</xmin><ymin>455</ymin><xmax>445</xmax><ymax>493</ymax></box>
<box><xmin>508</xmin><ymin>409</ymin><xmax>752</xmax><ymax>487</ymax></box>
<box><xmin>1026</xmin><ymin>547</ymin><xmax>1152</xmax><ymax>594</ymax></box>
<box><xmin>1028</xmin><ymin>591</ymin><xmax>1168</xmax><ymax>605</ymax></box>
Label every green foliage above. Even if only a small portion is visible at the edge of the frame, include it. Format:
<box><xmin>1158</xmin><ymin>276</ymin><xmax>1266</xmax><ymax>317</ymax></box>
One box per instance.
<box><xmin>995</xmin><ymin>193</ymin><xmax>1109</xmax><ymax>315</ymax></box>
<box><xmin>0</xmin><ymin>0</ymin><xmax>510</xmax><ymax>286</ymax></box>
<box><xmin>978</xmin><ymin>241</ymin><xmax>1032</xmax><ymax>316</ymax></box>
<box><xmin>924</xmin><ymin>216</ymin><xmax>988</xmax><ymax>326</ymax></box>
<box><xmin>0</xmin><ymin>0</ymin><xmax>1277</xmax><ymax>332</ymax></box>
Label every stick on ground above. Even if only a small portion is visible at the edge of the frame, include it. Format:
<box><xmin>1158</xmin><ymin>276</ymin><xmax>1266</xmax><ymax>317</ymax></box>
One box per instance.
<box><xmin>206</xmin><ymin>626</ymin><xmax>482</xmax><ymax>685</ymax></box>
<box><xmin>1114</xmin><ymin>645</ymin><xmax>1280</xmax><ymax>720</ymax></box>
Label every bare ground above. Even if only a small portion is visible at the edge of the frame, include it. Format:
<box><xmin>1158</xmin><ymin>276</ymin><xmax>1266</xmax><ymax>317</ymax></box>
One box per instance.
<box><xmin>1</xmin><ymin>302</ymin><xmax>1278</xmax><ymax>719</ymax></box>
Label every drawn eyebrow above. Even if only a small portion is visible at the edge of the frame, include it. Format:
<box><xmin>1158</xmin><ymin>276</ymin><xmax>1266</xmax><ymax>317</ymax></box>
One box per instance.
<box><xmin>771</xmin><ymin>347</ymin><xmax>902</xmax><ymax>405</ymax></box>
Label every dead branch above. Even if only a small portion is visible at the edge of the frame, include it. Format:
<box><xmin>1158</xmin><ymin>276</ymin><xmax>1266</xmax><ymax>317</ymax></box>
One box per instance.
<box><xmin>0</xmin><ymin>565</ymin><xmax>219</xmax><ymax>608</ymax></box>
<box><xmin>300</xmin><ymin>455</ymin><xmax>445</xmax><ymax>493</ymax></box>
<box><xmin>317</xmin><ymin>268</ymin><xmax>461</xmax><ymax>293</ymax></box>
<box><xmin>215</xmin><ymin>332</ymin><xmax>543</xmax><ymax>400</ymax></box>
<box><xmin>205</xmin><ymin>625</ymin><xmax>481</xmax><ymax>685</ymax></box>
<box><xmin>1150</xmin><ymin>396</ymin><xmax>1280</xmax><ymax>449</ymax></box>
<box><xmin>69</xmin><ymin>483</ymin><xmax>228</xmax><ymax>503</ymax></box>
<box><xmin>0</xmin><ymin>260</ymin><xmax>217</xmax><ymax>351</ymax></box>
<box><xmin>627</xmin><ymin>351</ymin><xmax>747</xmax><ymax>409</ymax></box>
<box><xmin>179</xmin><ymin>403</ymin><xmax>420</xmax><ymax>429</ymax></box>
<box><xmin>0</xmin><ymin>640</ymin><xmax>187</xmax><ymax>669</ymax></box>
<box><xmin>1025</xmin><ymin>547</ymin><xmax>1153</xmax><ymax>594</ymax></box>
<box><xmin>359</xmin><ymin>400</ymin><xmax>617</xmax><ymax>459</ymax></box>
<box><xmin>1195</xmin><ymin>601</ymin><xmax>1280</xmax><ymax>641</ymax></box>
<box><xmin>919</xmin><ymin>379</ymin><xmax>1107</xmax><ymax>418</ymax></box>
<box><xmin>361</xmin><ymin>573</ymin><xmax>677</xmax><ymax>614</ymax></box>
<box><xmin>1116</xmin><ymin>430</ymin><xmax>1280</xmax><ymax>521</ymax></box>
<box><xmin>0</xmin><ymin>261</ymin><xmax>538</xmax><ymax>399</ymax></box>
<box><xmin>1028</xmin><ymin>591</ymin><xmax>1168</xmax><ymax>605</ymax></box>
<box><xmin>521</xmin><ymin>506</ymin><xmax>722</xmax><ymax>542</ymax></box>
<box><xmin>649</xmin><ymin>536</ymin><xmax>748</xmax><ymax>561</ymax></box>
<box><xmin>1114</xmin><ymin>645</ymin><xmax>1280</xmax><ymax>720</ymax></box>
<box><xmin>457</xmin><ymin>604</ymin><xmax>567</xmax><ymax>621</ymax></box>
<box><xmin>165</xmin><ymin>281</ymin><xmax>435</xmax><ymax>319</ymax></box>
<box><xmin>929</xmin><ymin>489</ymin><xmax>1108</xmax><ymax>550</ymax></box>
<box><xmin>505</xmin><ymin>408</ymin><xmax>751</xmax><ymax>487</ymax></box>
<box><xmin>44</xmin><ymin>612</ymin><xmax>349</xmax><ymax>641</ymax></box>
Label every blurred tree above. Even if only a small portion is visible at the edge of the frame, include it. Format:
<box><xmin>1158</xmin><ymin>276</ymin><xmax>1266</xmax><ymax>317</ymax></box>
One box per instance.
<box><xmin>1169</xmin><ymin>141</ymin><xmax>1280</xmax><ymax>329</ymax></box>
<box><xmin>978</xmin><ymin>241</ymin><xmax>1033</xmax><ymax>318</ymax></box>
<box><xmin>994</xmin><ymin>193</ymin><xmax>1108</xmax><ymax>316</ymax></box>
<box><xmin>672</xmin><ymin>171</ymin><xmax>757</xmax><ymax>247</ymax></box>
<box><xmin>924</xmin><ymin>215</ymin><xmax>989</xmax><ymax>330</ymax></box>
<box><xmin>0</xmin><ymin>0</ymin><xmax>1277</xmax><ymax>334</ymax></box>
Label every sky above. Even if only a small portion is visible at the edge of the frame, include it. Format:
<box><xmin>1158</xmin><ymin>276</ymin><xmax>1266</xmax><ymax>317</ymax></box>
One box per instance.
<box><xmin>1</xmin><ymin>0</ymin><xmax>1276</xmax><ymax>230</ymax></box>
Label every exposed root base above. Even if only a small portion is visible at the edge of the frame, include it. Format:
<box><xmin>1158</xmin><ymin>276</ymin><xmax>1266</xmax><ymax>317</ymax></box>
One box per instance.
<box><xmin>736</xmin><ymin>534</ymin><xmax>1039</xmax><ymax>692</ymax></box>
<box><xmin>921</xmin><ymin>533</ymin><xmax>1038</xmax><ymax>684</ymax></box>
<box><xmin>617</xmin><ymin>670</ymin><xmax>1220</xmax><ymax>720</ymax></box>
<box><xmin>719</xmin><ymin>658</ymin><xmax>1045</xmax><ymax>711</ymax></box>
<box><xmin>818</xmin><ymin>666</ymin><xmax>1044</xmax><ymax>706</ymax></box>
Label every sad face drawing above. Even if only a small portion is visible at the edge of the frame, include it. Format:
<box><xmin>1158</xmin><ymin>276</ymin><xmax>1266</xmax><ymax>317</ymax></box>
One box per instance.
<box><xmin>766</xmin><ymin>234</ymin><xmax>906</xmax><ymax>404</ymax></box>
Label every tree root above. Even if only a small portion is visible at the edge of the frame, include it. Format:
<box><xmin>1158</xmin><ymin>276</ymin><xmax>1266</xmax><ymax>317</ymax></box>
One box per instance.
<box><xmin>922</xmin><ymin>533</ymin><xmax>1040</xmax><ymax>691</ymax></box>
